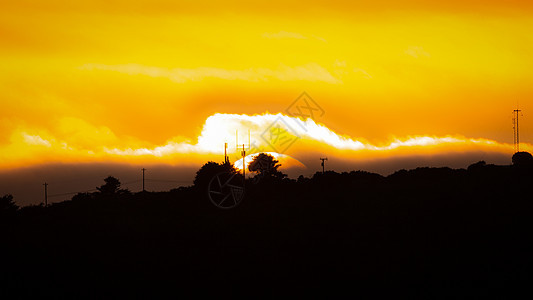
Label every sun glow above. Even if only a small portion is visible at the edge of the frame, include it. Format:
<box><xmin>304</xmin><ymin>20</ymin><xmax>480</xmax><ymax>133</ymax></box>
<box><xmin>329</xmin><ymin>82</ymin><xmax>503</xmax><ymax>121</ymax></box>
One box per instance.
<box><xmin>233</xmin><ymin>152</ymin><xmax>305</xmax><ymax>171</ymax></box>
<box><xmin>1</xmin><ymin>112</ymin><xmax>530</xmax><ymax>171</ymax></box>
<box><xmin>1</xmin><ymin>1</ymin><xmax>532</xmax><ymax>173</ymax></box>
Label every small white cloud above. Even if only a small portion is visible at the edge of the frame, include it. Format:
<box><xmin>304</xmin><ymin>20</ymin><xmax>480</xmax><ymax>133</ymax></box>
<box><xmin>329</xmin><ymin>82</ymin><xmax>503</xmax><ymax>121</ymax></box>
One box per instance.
<box><xmin>405</xmin><ymin>46</ymin><xmax>430</xmax><ymax>58</ymax></box>
<box><xmin>353</xmin><ymin>68</ymin><xmax>372</xmax><ymax>79</ymax></box>
<box><xmin>262</xmin><ymin>31</ymin><xmax>326</xmax><ymax>42</ymax></box>
<box><xmin>262</xmin><ymin>31</ymin><xmax>307</xmax><ymax>40</ymax></box>
<box><xmin>334</xmin><ymin>60</ymin><xmax>347</xmax><ymax>68</ymax></box>
<box><xmin>310</xmin><ymin>35</ymin><xmax>327</xmax><ymax>43</ymax></box>
<box><xmin>22</xmin><ymin>133</ymin><xmax>51</xmax><ymax>147</ymax></box>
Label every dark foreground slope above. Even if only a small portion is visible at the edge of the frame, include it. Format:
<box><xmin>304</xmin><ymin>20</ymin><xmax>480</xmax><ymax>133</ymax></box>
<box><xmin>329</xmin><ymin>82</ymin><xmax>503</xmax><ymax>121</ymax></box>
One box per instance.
<box><xmin>2</xmin><ymin>165</ymin><xmax>532</xmax><ymax>298</ymax></box>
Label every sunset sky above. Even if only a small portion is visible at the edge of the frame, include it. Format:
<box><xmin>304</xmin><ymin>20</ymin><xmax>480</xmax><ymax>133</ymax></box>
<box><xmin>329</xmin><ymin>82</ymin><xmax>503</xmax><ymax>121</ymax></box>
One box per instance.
<box><xmin>1</xmin><ymin>1</ymin><xmax>532</xmax><ymax>204</ymax></box>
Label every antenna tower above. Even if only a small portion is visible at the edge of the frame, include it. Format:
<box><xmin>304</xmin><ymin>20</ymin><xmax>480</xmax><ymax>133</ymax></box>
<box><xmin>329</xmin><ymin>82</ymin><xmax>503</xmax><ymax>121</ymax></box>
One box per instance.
<box><xmin>513</xmin><ymin>109</ymin><xmax>522</xmax><ymax>153</ymax></box>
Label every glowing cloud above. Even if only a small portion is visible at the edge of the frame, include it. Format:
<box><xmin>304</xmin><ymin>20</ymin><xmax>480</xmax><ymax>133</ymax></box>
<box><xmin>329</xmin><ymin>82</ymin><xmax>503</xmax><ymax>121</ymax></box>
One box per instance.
<box><xmin>0</xmin><ymin>113</ymin><xmax>530</xmax><ymax>171</ymax></box>
<box><xmin>104</xmin><ymin>113</ymin><xmax>529</xmax><ymax>160</ymax></box>
<box><xmin>22</xmin><ymin>134</ymin><xmax>51</xmax><ymax>147</ymax></box>
<box><xmin>233</xmin><ymin>152</ymin><xmax>305</xmax><ymax>171</ymax></box>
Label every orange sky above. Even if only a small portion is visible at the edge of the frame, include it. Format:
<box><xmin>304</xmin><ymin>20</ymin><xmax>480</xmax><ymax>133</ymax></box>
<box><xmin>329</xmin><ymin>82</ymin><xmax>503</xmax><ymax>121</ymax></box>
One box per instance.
<box><xmin>1</xmin><ymin>0</ymin><xmax>532</xmax><ymax>172</ymax></box>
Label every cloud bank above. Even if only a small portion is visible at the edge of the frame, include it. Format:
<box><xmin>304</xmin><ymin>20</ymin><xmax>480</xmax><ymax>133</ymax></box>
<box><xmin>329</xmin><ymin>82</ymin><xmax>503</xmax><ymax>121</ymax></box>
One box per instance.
<box><xmin>1</xmin><ymin>113</ymin><xmax>528</xmax><ymax>173</ymax></box>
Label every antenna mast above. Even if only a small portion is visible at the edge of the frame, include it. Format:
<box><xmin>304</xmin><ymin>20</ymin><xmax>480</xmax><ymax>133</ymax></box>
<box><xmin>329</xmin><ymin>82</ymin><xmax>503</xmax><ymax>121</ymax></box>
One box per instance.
<box><xmin>320</xmin><ymin>157</ymin><xmax>328</xmax><ymax>174</ymax></box>
<box><xmin>224</xmin><ymin>143</ymin><xmax>229</xmax><ymax>163</ymax></box>
<box><xmin>513</xmin><ymin>109</ymin><xmax>522</xmax><ymax>153</ymax></box>
<box><xmin>241</xmin><ymin>144</ymin><xmax>246</xmax><ymax>178</ymax></box>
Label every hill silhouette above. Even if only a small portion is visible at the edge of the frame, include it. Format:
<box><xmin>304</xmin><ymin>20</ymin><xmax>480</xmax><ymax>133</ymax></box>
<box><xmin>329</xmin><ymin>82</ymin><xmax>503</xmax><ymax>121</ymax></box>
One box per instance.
<box><xmin>2</xmin><ymin>158</ymin><xmax>533</xmax><ymax>298</ymax></box>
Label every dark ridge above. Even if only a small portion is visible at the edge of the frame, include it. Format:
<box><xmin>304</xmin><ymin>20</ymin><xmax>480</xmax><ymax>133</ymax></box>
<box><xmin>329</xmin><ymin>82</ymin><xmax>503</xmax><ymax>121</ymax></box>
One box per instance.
<box><xmin>2</xmin><ymin>158</ymin><xmax>532</xmax><ymax>298</ymax></box>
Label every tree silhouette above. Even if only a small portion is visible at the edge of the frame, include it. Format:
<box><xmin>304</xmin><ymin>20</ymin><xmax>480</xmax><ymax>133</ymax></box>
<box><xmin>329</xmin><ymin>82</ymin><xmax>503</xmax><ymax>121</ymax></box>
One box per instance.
<box><xmin>512</xmin><ymin>151</ymin><xmax>533</xmax><ymax>167</ymax></box>
<box><xmin>97</xmin><ymin>176</ymin><xmax>123</xmax><ymax>195</ymax></box>
<box><xmin>193</xmin><ymin>161</ymin><xmax>237</xmax><ymax>190</ymax></box>
<box><xmin>0</xmin><ymin>194</ymin><xmax>18</xmax><ymax>217</ymax></box>
<box><xmin>4</xmin><ymin>154</ymin><xmax>533</xmax><ymax>298</ymax></box>
<box><xmin>71</xmin><ymin>192</ymin><xmax>95</xmax><ymax>202</ymax></box>
<box><xmin>248</xmin><ymin>153</ymin><xmax>286</xmax><ymax>180</ymax></box>
<box><xmin>467</xmin><ymin>160</ymin><xmax>487</xmax><ymax>171</ymax></box>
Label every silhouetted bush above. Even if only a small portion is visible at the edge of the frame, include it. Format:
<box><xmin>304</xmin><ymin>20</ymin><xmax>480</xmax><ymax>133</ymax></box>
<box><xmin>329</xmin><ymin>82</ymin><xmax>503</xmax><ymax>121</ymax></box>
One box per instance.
<box><xmin>96</xmin><ymin>176</ymin><xmax>131</xmax><ymax>198</ymax></box>
<box><xmin>512</xmin><ymin>151</ymin><xmax>533</xmax><ymax>167</ymax></box>
<box><xmin>248</xmin><ymin>153</ymin><xmax>286</xmax><ymax>181</ymax></box>
<box><xmin>71</xmin><ymin>192</ymin><xmax>96</xmax><ymax>202</ymax></box>
<box><xmin>193</xmin><ymin>161</ymin><xmax>237</xmax><ymax>191</ymax></box>
<box><xmin>97</xmin><ymin>176</ymin><xmax>120</xmax><ymax>194</ymax></box>
<box><xmin>467</xmin><ymin>160</ymin><xmax>486</xmax><ymax>171</ymax></box>
<box><xmin>0</xmin><ymin>194</ymin><xmax>18</xmax><ymax>219</ymax></box>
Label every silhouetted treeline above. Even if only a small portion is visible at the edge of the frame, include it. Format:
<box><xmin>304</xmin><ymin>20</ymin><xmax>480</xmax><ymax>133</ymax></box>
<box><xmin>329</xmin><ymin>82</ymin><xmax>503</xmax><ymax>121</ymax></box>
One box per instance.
<box><xmin>2</xmin><ymin>159</ymin><xmax>533</xmax><ymax>298</ymax></box>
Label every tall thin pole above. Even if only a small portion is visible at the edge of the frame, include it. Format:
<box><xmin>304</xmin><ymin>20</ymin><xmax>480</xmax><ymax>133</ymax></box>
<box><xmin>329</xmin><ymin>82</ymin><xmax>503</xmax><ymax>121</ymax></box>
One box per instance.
<box><xmin>142</xmin><ymin>168</ymin><xmax>146</xmax><ymax>192</ymax></box>
<box><xmin>43</xmin><ymin>182</ymin><xmax>48</xmax><ymax>206</ymax></box>
<box><xmin>513</xmin><ymin>115</ymin><xmax>517</xmax><ymax>152</ymax></box>
<box><xmin>517</xmin><ymin>109</ymin><xmax>520</xmax><ymax>152</ymax></box>
<box><xmin>242</xmin><ymin>144</ymin><xmax>246</xmax><ymax>178</ymax></box>
<box><xmin>514</xmin><ymin>109</ymin><xmax>522</xmax><ymax>153</ymax></box>
<box><xmin>320</xmin><ymin>157</ymin><xmax>328</xmax><ymax>174</ymax></box>
<box><xmin>224</xmin><ymin>143</ymin><xmax>228</xmax><ymax>163</ymax></box>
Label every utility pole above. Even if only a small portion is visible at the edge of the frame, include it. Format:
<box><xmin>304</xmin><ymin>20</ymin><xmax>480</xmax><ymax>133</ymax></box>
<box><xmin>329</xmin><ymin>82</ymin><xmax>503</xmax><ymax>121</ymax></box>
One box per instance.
<box><xmin>513</xmin><ymin>109</ymin><xmax>522</xmax><ymax>153</ymax></box>
<box><xmin>142</xmin><ymin>168</ymin><xmax>146</xmax><ymax>192</ymax></box>
<box><xmin>320</xmin><ymin>157</ymin><xmax>328</xmax><ymax>174</ymax></box>
<box><xmin>224</xmin><ymin>143</ymin><xmax>228</xmax><ymax>163</ymax></box>
<box><xmin>241</xmin><ymin>144</ymin><xmax>246</xmax><ymax>178</ymax></box>
<box><xmin>43</xmin><ymin>182</ymin><xmax>48</xmax><ymax>206</ymax></box>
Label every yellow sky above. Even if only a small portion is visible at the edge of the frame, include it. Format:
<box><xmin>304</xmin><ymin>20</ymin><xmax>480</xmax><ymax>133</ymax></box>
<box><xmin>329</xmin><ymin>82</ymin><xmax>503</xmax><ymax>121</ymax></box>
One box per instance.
<box><xmin>1</xmin><ymin>0</ymin><xmax>532</xmax><ymax>170</ymax></box>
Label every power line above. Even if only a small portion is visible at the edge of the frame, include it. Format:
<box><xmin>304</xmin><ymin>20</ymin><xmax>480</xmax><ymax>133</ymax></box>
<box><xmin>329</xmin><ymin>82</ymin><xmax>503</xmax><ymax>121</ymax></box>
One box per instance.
<box><xmin>48</xmin><ymin>188</ymin><xmax>99</xmax><ymax>198</ymax></box>
<box><xmin>47</xmin><ymin>180</ymin><xmax>142</xmax><ymax>198</ymax></box>
<box><xmin>43</xmin><ymin>173</ymin><xmax>191</xmax><ymax>203</ymax></box>
<box><xmin>121</xmin><ymin>179</ymin><xmax>142</xmax><ymax>185</ymax></box>
<box><xmin>46</xmin><ymin>178</ymin><xmax>186</xmax><ymax>198</ymax></box>
<box><xmin>145</xmin><ymin>179</ymin><xmax>191</xmax><ymax>183</ymax></box>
